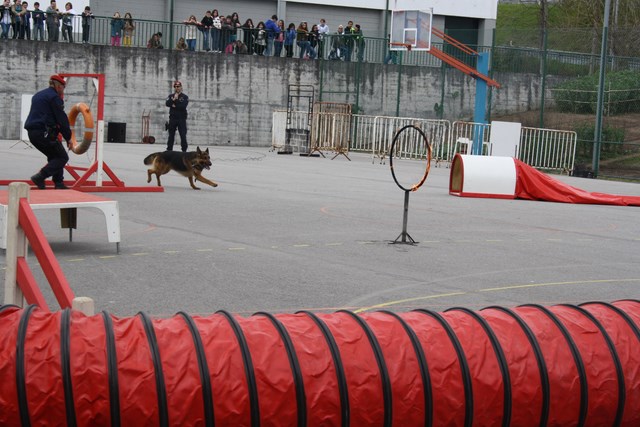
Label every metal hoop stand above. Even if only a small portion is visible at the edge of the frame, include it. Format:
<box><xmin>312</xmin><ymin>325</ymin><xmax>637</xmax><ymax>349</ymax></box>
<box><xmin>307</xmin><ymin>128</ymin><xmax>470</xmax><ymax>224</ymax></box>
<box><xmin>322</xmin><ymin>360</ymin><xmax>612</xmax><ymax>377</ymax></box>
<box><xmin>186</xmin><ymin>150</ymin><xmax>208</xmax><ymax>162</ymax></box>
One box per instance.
<box><xmin>389</xmin><ymin>124</ymin><xmax>431</xmax><ymax>245</ymax></box>
<box><xmin>394</xmin><ymin>189</ymin><xmax>416</xmax><ymax>244</ymax></box>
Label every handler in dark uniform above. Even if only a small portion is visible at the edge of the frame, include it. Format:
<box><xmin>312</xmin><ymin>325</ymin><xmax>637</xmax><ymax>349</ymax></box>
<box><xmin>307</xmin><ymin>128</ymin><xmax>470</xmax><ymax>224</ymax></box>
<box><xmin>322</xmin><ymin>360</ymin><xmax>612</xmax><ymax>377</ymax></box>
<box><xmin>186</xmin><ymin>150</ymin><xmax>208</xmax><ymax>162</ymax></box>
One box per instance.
<box><xmin>24</xmin><ymin>74</ymin><xmax>72</xmax><ymax>189</ymax></box>
<box><xmin>165</xmin><ymin>80</ymin><xmax>189</xmax><ymax>152</ymax></box>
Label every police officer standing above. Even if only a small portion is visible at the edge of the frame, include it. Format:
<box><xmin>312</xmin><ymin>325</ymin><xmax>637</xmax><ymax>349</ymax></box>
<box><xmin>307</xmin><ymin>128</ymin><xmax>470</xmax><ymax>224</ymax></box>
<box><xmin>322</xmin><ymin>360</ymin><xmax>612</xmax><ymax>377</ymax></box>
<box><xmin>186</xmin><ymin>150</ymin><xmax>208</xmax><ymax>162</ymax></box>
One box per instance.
<box><xmin>166</xmin><ymin>80</ymin><xmax>189</xmax><ymax>152</ymax></box>
<box><xmin>25</xmin><ymin>74</ymin><xmax>72</xmax><ymax>189</ymax></box>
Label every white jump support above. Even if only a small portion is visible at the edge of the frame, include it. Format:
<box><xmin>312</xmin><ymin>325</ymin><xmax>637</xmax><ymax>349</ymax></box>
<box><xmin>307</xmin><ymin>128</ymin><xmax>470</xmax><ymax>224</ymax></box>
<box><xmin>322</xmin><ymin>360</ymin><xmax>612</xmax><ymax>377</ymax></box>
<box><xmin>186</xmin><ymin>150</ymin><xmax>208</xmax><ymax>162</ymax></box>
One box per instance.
<box><xmin>1</xmin><ymin>190</ymin><xmax>120</xmax><ymax>254</ymax></box>
<box><xmin>4</xmin><ymin>182</ymin><xmax>29</xmax><ymax>307</ymax></box>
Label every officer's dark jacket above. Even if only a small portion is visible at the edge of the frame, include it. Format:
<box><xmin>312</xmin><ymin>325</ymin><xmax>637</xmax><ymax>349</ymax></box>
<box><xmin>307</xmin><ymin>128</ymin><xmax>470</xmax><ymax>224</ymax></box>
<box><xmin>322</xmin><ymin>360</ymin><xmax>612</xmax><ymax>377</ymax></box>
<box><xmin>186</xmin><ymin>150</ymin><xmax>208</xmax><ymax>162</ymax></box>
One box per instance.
<box><xmin>166</xmin><ymin>93</ymin><xmax>189</xmax><ymax>120</ymax></box>
<box><xmin>24</xmin><ymin>87</ymin><xmax>72</xmax><ymax>141</ymax></box>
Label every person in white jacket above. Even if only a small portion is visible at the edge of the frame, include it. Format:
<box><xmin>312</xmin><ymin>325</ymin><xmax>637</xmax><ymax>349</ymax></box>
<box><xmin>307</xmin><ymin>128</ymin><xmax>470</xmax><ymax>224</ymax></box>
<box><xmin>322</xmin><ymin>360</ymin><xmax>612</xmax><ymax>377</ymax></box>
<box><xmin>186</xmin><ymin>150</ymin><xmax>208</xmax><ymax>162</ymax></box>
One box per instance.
<box><xmin>317</xmin><ymin>18</ymin><xmax>330</xmax><ymax>58</ymax></box>
<box><xmin>60</xmin><ymin>1</ymin><xmax>76</xmax><ymax>43</ymax></box>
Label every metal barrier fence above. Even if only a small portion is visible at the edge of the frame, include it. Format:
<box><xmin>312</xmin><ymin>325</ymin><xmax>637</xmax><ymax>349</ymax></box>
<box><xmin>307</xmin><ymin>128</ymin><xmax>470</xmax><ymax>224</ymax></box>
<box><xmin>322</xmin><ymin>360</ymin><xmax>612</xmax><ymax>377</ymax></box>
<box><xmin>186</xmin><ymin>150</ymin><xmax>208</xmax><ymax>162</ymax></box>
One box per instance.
<box><xmin>518</xmin><ymin>126</ymin><xmax>577</xmax><ymax>173</ymax></box>
<box><xmin>273</xmin><ymin>111</ymin><xmax>576</xmax><ymax>172</ymax></box>
<box><xmin>448</xmin><ymin>121</ymin><xmax>576</xmax><ymax>173</ymax></box>
<box><xmin>450</xmin><ymin>121</ymin><xmax>492</xmax><ymax>160</ymax></box>
<box><xmin>310</xmin><ymin>112</ymin><xmax>351</xmax><ymax>156</ymax></box>
<box><xmin>368</xmin><ymin>116</ymin><xmax>450</xmax><ymax>164</ymax></box>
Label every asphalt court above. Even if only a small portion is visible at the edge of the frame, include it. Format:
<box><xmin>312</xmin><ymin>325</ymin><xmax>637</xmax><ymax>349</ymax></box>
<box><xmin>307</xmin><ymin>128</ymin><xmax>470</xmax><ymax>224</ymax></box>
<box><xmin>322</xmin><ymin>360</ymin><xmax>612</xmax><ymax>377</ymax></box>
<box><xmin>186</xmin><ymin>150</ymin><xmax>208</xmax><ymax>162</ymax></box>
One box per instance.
<box><xmin>1</xmin><ymin>141</ymin><xmax>639</xmax><ymax>317</ymax></box>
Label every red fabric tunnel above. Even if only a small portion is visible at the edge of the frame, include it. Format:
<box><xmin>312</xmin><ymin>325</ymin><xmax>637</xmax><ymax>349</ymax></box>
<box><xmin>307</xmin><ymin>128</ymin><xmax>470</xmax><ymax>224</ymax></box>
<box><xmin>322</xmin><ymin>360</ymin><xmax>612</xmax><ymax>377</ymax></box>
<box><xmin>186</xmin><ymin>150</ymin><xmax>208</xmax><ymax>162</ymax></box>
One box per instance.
<box><xmin>0</xmin><ymin>300</ymin><xmax>639</xmax><ymax>426</ymax></box>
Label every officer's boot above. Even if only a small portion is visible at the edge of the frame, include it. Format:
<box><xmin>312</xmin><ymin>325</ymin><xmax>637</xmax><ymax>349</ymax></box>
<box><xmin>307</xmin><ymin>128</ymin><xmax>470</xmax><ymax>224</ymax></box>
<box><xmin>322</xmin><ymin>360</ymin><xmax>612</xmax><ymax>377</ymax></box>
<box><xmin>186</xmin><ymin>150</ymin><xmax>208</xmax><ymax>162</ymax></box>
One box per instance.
<box><xmin>30</xmin><ymin>172</ymin><xmax>46</xmax><ymax>189</ymax></box>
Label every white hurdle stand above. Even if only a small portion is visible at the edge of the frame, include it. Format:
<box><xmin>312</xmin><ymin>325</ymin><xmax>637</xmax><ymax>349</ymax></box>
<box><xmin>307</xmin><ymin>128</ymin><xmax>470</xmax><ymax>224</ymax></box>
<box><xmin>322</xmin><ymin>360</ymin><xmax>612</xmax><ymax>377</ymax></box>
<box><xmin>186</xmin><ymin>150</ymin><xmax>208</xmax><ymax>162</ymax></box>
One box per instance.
<box><xmin>0</xmin><ymin>189</ymin><xmax>121</xmax><ymax>252</ymax></box>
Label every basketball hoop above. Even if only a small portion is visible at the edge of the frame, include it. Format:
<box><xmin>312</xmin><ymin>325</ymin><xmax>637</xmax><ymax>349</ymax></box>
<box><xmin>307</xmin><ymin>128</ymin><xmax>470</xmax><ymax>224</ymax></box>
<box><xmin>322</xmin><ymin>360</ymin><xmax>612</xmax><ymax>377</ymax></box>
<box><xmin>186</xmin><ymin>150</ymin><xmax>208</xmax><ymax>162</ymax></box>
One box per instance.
<box><xmin>389</xmin><ymin>42</ymin><xmax>412</xmax><ymax>51</ymax></box>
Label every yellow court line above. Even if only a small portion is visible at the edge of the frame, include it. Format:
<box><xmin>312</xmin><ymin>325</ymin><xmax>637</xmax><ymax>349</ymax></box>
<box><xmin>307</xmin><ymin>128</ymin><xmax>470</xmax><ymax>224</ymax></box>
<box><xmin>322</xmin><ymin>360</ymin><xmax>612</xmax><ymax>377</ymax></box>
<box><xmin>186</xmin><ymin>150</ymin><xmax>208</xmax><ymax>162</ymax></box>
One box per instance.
<box><xmin>197</xmin><ymin>249</ymin><xmax>213</xmax><ymax>252</ymax></box>
<box><xmin>228</xmin><ymin>247</ymin><xmax>246</xmax><ymax>251</ymax></box>
<box><xmin>67</xmin><ymin>258</ymin><xmax>85</xmax><ymax>262</ymax></box>
<box><xmin>99</xmin><ymin>255</ymin><xmax>117</xmax><ymax>259</ymax></box>
<box><xmin>293</xmin><ymin>244</ymin><xmax>310</xmax><ymax>248</ymax></box>
<box><xmin>131</xmin><ymin>253</ymin><xmax>148</xmax><ymax>256</ymax></box>
<box><xmin>355</xmin><ymin>278</ymin><xmax>640</xmax><ymax>313</ymax></box>
<box><xmin>480</xmin><ymin>278</ymin><xmax>640</xmax><ymax>292</ymax></box>
<box><xmin>354</xmin><ymin>292</ymin><xmax>468</xmax><ymax>313</ymax></box>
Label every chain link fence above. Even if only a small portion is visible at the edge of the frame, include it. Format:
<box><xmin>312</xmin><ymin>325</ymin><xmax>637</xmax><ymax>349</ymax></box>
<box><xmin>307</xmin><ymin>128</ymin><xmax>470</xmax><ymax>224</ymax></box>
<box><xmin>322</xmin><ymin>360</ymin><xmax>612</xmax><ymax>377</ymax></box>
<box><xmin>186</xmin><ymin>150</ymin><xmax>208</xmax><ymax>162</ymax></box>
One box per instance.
<box><xmin>489</xmin><ymin>27</ymin><xmax>640</xmax><ymax>179</ymax></box>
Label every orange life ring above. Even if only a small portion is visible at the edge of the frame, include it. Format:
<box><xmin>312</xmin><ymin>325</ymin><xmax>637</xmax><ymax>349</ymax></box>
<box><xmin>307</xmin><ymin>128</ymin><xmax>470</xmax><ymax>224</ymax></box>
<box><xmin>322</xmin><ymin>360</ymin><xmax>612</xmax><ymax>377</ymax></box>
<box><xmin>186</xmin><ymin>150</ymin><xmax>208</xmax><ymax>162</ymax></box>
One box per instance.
<box><xmin>68</xmin><ymin>102</ymin><xmax>94</xmax><ymax>154</ymax></box>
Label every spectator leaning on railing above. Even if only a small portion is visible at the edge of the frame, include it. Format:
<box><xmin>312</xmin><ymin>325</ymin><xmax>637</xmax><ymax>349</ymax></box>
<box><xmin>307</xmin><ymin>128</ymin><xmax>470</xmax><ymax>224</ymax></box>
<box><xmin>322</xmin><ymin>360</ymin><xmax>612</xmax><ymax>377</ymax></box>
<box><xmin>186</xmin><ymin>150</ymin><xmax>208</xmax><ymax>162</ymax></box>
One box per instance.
<box><xmin>317</xmin><ymin>18</ymin><xmax>329</xmax><ymax>58</ymax></box>
<box><xmin>31</xmin><ymin>1</ymin><xmax>45</xmax><ymax>40</ymax></box>
<box><xmin>264</xmin><ymin>14</ymin><xmax>279</xmax><ymax>56</ymax></box>
<box><xmin>0</xmin><ymin>0</ymin><xmax>11</xmax><ymax>40</ymax></box>
<box><xmin>283</xmin><ymin>22</ymin><xmax>296</xmax><ymax>58</ymax></box>
<box><xmin>200</xmin><ymin>10</ymin><xmax>213</xmax><ymax>52</ymax></box>
<box><xmin>274</xmin><ymin>19</ymin><xmax>285</xmax><ymax>57</ymax></box>
<box><xmin>147</xmin><ymin>31</ymin><xmax>163</xmax><ymax>49</ymax></box>
<box><xmin>183</xmin><ymin>15</ymin><xmax>200</xmax><ymax>51</ymax></box>
<box><xmin>110</xmin><ymin>11</ymin><xmax>124</xmax><ymax>46</ymax></box>
<box><xmin>242</xmin><ymin>18</ymin><xmax>254</xmax><ymax>54</ymax></box>
<box><xmin>45</xmin><ymin>0</ymin><xmax>61</xmax><ymax>42</ymax></box>
<box><xmin>61</xmin><ymin>2</ymin><xmax>75</xmax><ymax>43</ymax></box>
<box><xmin>20</xmin><ymin>1</ymin><xmax>30</xmax><ymax>40</ymax></box>
<box><xmin>122</xmin><ymin>12</ymin><xmax>135</xmax><ymax>47</ymax></box>
<box><xmin>80</xmin><ymin>5</ymin><xmax>93</xmax><ymax>43</ymax></box>
<box><xmin>211</xmin><ymin>9</ymin><xmax>221</xmax><ymax>52</ymax></box>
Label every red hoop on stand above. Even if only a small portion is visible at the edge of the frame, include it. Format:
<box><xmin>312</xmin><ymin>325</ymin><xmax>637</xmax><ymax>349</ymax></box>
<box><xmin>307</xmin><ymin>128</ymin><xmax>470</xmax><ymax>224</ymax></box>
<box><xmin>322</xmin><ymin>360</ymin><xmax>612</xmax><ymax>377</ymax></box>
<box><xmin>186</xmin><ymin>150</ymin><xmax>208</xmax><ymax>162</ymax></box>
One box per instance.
<box><xmin>1</xmin><ymin>73</ymin><xmax>163</xmax><ymax>193</ymax></box>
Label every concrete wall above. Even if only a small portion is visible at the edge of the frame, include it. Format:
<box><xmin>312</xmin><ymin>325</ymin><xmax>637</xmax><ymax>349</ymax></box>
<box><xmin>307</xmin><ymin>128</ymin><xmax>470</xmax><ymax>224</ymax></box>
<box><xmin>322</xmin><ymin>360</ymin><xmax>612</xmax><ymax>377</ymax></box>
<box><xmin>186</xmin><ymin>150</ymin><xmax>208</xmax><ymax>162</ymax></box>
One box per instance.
<box><xmin>0</xmin><ymin>40</ymin><xmax>551</xmax><ymax>146</ymax></box>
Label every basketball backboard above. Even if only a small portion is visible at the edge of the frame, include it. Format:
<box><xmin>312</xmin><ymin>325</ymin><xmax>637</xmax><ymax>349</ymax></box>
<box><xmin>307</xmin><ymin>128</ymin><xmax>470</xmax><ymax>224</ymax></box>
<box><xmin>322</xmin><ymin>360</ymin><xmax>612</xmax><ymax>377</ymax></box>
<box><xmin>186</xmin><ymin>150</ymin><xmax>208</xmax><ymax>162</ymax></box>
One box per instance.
<box><xmin>390</xmin><ymin>9</ymin><xmax>433</xmax><ymax>51</ymax></box>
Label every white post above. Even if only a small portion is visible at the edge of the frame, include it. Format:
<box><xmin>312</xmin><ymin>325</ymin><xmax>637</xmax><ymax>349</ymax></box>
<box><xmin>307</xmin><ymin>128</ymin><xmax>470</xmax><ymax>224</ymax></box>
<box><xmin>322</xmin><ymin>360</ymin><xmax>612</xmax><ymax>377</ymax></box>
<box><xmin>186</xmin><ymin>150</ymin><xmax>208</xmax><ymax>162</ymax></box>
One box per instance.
<box><xmin>72</xmin><ymin>296</ymin><xmax>95</xmax><ymax>316</ymax></box>
<box><xmin>4</xmin><ymin>182</ymin><xmax>29</xmax><ymax>307</ymax></box>
<box><xmin>97</xmin><ymin>120</ymin><xmax>105</xmax><ymax>186</ymax></box>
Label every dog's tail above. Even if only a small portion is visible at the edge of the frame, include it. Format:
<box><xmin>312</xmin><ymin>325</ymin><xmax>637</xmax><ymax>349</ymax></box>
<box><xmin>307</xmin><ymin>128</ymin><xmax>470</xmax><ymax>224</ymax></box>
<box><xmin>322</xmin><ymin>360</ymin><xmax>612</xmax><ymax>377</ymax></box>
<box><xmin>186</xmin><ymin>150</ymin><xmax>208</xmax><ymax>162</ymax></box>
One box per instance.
<box><xmin>143</xmin><ymin>153</ymin><xmax>158</xmax><ymax>165</ymax></box>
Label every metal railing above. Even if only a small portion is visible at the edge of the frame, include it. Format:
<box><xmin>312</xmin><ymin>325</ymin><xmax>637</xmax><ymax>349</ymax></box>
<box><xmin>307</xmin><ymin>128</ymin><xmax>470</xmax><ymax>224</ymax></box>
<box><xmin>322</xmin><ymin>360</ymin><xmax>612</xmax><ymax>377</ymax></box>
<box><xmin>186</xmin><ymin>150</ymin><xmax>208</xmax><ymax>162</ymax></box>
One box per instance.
<box><xmin>518</xmin><ymin>126</ymin><xmax>577</xmax><ymax>173</ymax></box>
<box><xmin>28</xmin><ymin>15</ymin><xmax>640</xmax><ymax>75</ymax></box>
<box><xmin>272</xmin><ymin>111</ymin><xmax>576</xmax><ymax>172</ymax></box>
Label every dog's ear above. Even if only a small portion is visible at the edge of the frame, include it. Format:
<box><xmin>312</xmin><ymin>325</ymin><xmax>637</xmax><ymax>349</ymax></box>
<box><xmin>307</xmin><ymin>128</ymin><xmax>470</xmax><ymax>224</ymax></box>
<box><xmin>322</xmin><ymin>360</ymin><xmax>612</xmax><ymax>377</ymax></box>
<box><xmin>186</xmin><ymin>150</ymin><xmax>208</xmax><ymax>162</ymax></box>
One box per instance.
<box><xmin>205</xmin><ymin>148</ymin><xmax>209</xmax><ymax>154</ymax></box>
<box><xmin>196</xmin><ymin>146</ymin><xmax>201</xmax><ymax>153</ymax></box>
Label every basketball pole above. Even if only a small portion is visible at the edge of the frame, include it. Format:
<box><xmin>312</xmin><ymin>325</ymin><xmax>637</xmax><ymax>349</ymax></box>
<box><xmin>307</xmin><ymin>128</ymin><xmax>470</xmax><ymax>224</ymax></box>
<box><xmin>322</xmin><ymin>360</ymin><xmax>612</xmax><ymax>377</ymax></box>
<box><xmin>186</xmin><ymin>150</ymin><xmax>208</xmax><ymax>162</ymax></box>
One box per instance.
<box><xmin>472</xmin><ymin>52</ymin><xmax>490</xmax><ymax>155</ymax></box>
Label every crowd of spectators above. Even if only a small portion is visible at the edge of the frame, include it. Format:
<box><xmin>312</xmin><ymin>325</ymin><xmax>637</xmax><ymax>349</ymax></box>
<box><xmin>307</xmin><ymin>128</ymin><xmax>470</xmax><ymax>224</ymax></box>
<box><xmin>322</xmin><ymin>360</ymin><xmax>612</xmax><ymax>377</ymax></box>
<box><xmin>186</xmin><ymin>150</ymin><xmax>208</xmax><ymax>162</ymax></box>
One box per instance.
<box><xmin>171</xmin><ymin>11</ymin><xmax>367</xmax><ymax>61</ymax></box>
<box><xmin>1</xmin><ymin>2</ymin><xmax>370</xmax><ymax>61</ymax></box>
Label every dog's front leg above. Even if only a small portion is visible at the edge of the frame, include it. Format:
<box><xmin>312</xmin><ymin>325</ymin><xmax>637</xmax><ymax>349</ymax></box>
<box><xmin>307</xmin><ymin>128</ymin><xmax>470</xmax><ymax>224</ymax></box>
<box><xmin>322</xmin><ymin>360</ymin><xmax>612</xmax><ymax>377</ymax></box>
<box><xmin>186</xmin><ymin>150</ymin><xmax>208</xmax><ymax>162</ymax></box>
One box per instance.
<box><xmin>197</xmin><ymin>175</ymin><xmax>218</xmax><ymax>188</ymax></box>
<box><xmin>188</xmin><ymin>176</ymin><xmax>201</xmax><ymax>190</ymax></box>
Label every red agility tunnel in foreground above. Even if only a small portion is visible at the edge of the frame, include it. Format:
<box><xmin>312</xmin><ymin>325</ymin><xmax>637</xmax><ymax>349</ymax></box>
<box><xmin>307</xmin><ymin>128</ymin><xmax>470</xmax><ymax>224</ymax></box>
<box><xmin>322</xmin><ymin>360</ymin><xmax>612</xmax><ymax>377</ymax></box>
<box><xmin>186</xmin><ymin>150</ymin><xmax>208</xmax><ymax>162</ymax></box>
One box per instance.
<box><xmin>1</xmin><ymin>300</ymin><xmax>639</xmax><ymax>426</ymax></box>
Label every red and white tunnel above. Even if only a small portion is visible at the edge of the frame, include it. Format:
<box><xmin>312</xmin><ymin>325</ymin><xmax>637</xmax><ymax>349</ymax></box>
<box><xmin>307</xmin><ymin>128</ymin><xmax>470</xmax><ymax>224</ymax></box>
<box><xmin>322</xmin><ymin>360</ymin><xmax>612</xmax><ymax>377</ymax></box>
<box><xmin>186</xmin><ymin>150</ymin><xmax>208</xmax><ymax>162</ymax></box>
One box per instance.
<box><xmin>1</xmin><ymin>300</ymin><xmax>640</xmax><ymax>426</ymax></box>
<box><xmin>449</xmin><ymin>154</ymin><xmax>640</xmax><ymax>206</ymax></box>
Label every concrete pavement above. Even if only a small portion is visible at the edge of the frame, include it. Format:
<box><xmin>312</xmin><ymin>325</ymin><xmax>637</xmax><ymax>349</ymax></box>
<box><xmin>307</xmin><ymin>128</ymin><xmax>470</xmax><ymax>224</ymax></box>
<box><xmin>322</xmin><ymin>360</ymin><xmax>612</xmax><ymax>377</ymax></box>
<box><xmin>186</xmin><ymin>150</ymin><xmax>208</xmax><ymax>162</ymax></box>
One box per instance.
<box><xmin>1</xmin><ymin>140</ymin><xmax>639</xmax><ymax>317</ymax></box>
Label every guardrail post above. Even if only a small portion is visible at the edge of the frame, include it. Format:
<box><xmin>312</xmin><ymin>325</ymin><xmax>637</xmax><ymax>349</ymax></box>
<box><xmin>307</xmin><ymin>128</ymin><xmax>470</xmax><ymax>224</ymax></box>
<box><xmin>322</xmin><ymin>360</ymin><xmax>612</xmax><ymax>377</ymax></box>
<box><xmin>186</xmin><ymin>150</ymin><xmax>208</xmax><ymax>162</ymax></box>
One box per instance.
<box><xmin>4</xmin><ymin>182</ymin><xmax>29</xmax><ymax>307</ymax></box>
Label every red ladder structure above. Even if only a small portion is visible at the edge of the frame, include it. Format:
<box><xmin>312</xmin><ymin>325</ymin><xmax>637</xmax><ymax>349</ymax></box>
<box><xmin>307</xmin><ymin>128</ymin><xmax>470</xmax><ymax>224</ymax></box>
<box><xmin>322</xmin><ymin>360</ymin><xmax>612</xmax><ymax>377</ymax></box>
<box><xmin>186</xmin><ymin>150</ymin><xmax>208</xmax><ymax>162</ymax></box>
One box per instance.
<box><xmin>430</xmin><ymin>28</ymin><xmax>501</xmax><ymax>88</ymax></box>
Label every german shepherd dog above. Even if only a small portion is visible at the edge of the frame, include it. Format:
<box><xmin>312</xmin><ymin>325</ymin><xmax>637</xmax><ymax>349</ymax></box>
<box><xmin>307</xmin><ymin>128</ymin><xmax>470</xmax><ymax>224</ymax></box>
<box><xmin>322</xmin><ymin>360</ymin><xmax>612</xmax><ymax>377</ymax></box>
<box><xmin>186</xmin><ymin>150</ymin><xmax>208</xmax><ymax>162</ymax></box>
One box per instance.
<box><xmin>144</xmin><ymin>147</ymin><xmax>218</xmax><ymax>190</ymax></box>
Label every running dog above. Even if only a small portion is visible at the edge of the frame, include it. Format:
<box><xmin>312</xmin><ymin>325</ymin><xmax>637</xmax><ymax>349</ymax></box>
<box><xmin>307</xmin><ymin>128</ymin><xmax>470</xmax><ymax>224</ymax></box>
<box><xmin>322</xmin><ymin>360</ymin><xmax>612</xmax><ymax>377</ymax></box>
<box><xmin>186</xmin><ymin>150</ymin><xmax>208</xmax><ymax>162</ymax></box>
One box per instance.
<box><xmin>144</xmin><ymin>147</ymin><xmax>218</xmax><ymax>190</ymax></box>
